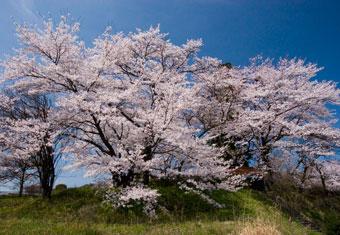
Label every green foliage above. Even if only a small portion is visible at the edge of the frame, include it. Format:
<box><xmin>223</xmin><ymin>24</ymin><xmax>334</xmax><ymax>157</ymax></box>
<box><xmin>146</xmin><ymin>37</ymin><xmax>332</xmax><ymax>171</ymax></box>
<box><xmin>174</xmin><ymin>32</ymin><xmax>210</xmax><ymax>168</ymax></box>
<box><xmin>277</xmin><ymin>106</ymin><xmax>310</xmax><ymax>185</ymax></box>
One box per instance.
<box><xmin>54</xmin><ymin>184</ymin><xmax>67</xmax><ymax>192</ymax></box>
<box><xmin>0</xmin><ymin>184</ymin><xmax>320</xmax><ymax>234</ymax></box>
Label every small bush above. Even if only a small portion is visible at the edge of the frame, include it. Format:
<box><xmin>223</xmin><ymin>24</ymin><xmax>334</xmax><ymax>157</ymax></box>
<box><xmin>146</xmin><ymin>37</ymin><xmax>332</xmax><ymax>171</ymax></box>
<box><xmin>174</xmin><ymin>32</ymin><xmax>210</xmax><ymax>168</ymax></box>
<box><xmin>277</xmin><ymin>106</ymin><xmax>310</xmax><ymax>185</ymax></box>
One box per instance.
<box><xmin>55</xmin><ymin>184</ymin><xmax>67</xmax><ymax>192</ymax></box>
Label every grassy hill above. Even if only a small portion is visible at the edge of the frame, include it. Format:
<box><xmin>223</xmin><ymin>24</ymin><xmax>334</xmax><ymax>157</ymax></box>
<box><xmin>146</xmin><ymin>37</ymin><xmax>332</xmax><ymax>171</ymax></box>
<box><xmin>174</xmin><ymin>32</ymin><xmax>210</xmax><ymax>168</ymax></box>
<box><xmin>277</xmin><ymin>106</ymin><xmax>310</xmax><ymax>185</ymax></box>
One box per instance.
<box><xmin>0</xmin><ymin>184</ymin><xmax>328</xmax><ymax>235</ymax></box>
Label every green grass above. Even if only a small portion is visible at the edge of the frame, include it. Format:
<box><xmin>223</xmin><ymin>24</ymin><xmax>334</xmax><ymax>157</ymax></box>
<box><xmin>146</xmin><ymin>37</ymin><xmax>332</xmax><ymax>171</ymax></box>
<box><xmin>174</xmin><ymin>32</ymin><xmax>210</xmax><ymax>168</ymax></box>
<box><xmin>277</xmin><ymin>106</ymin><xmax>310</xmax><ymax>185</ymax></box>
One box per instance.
<box><xmin>0</xmin><ymin>185</ymin><xmax>320</xmax><ymax>235</ymax></box>
<box><xmin>265</xmin><ymin>183</ymin><xmax>340</xmax><ymax>235</ymax></box>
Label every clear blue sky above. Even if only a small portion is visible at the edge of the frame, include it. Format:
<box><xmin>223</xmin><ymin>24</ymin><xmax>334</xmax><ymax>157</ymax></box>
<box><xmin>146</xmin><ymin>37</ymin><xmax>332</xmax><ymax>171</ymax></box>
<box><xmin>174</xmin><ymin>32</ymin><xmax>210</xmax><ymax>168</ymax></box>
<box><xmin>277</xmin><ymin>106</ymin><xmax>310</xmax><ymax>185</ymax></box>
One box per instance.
<box><xmin>0</xmin><ymin>0</ymin><xmax>339</xmax><ymax>188</ymax></box>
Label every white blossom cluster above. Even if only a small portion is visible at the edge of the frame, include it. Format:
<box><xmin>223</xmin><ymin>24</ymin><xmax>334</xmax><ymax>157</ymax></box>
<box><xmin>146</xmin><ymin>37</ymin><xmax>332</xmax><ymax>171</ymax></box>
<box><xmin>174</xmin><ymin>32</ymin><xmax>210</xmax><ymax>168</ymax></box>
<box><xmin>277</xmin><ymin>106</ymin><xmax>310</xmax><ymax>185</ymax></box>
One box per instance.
<box><xmin>104</xmin><ymin>185</ymin><xmax>160</xmax><ymax>217</ymax></box>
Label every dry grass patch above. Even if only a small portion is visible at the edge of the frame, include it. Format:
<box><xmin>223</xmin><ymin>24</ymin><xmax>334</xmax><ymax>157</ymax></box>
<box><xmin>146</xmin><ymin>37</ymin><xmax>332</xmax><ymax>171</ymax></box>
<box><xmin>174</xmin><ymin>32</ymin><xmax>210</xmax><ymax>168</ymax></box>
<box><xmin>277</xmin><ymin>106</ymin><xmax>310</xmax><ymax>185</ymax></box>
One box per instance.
<box><xmin>238</xmin><ymin>219</ymin><xmax>281</xmax><ymax>235</ymax></box>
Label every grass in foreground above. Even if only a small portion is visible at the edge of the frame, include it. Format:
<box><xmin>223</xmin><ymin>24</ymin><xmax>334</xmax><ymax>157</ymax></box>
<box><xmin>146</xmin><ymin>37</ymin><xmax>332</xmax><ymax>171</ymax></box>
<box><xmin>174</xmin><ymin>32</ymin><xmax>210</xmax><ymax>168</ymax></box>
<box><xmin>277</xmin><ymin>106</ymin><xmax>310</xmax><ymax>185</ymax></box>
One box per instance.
<box><xmin>0</xmin><ymin>184</ymin><xmax>320</xmax><ymax>235</ymax></box>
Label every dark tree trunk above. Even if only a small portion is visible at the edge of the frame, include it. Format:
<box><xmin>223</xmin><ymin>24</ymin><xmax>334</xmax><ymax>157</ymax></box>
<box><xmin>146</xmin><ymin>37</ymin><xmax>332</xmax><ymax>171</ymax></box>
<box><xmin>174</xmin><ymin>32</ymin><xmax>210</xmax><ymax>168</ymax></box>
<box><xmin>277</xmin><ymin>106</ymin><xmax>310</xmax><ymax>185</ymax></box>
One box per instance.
<box><xmin>298</xmin><ymin>166</ymin><xmax>309</xmax><ymax>192</ymax></box>
<box><xmin>143</xmin><ymin>171</ymin><xmax>150</xmax><ymax>185</ymax></box>
<box><xmin>35</xmin><ymin>145</ymin><xmax>55</xmax><ymax>199</ymax></box>
<box><xmin>319</xmin><ymin>172</ymin><xmax>327</xmax><ymax>194</ymax></box>
<box><xmin>112</xmin><ymin>168</ymin><xmax>134</xmax><ymax>188</ymax></box>
<box><xmin>18</xmin><ymin>171</ymin><xmax>25</xmax><ymax>197</ymax></box>
<box><xmin>315</xmin><ymin>165</ymin><xmax>328</xmax><ymax>194</ymax></box>
<box><xmin>261</xmin><ymin>147</ymin><xmax>274</xmax><ymax>191</ymax></box>
<box><xmin>301</xmin><ymin>167</ymin><xmax>308</xmax><ymax>184</ymax></box>
<box><xmin>250</xmin><ymin>178</ymin><xmax>266</xmax><ymax>191</ymax></box>
<box><xmin>263</xmin><ymin>171</ymin><xmax>274</xmax><ymax>191</ymax></box>
<box><xmin>110</xmin><ymin>144</ymin><xmax>153</xmax><ymax>187</ymax></box>
<box><xmin>142</xmin><ymin>145</ymin><xmax>153</xmax><ymax>185</ymax></box>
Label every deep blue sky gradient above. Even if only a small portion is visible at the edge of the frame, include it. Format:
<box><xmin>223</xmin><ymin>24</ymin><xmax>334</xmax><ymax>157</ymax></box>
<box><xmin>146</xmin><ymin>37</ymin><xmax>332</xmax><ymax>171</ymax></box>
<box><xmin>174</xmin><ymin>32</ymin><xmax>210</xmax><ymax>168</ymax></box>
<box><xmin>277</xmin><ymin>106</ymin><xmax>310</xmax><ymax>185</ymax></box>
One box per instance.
<box><xmin>0</xmin><ymin>0</ymin><xmax>339</xmax><ymax>187</ymax></box>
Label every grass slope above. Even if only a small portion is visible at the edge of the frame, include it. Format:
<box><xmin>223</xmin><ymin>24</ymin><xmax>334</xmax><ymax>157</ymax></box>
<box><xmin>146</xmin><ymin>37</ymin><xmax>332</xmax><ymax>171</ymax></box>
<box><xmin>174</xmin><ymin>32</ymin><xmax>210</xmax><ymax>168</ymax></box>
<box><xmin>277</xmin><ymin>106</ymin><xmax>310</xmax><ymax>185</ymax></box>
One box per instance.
<box><xmin>266</xmin><ymin>183</ymin><xmax>340</xmax><ymax>235</ymax></box>
<box><xmin>0</xmin><ymin>185</ymin><xmax>320</xmax><ymax>235</ymax></box>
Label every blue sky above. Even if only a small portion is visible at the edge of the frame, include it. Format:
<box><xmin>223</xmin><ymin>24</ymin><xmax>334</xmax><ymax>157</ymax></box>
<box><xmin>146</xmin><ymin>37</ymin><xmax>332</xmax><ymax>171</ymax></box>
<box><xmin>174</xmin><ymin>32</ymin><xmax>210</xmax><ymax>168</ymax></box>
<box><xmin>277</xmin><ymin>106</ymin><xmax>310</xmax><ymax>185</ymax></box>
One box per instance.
<box><xmin>0</xmin><ymin>0</ymin><xmax>340</xmax><ymax>188</ymax></box>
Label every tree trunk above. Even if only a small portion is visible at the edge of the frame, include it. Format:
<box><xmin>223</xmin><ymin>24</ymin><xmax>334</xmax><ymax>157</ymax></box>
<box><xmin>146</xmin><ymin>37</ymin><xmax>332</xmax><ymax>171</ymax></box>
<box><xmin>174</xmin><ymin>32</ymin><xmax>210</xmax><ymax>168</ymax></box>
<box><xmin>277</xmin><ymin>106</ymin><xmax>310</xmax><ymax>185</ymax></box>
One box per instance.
<box><xmin>298</xmin><ymin>166</ymin><xmax>309</xmax><ymax>192</ymax></box>
<box><xmin>315</xmin><ymin>165</ymin><xmax>328</xmax><ymax>194</ymax></box>
<box><xmin>18</xmin><ymin>171</ymin><xmax>25</xmax><ymax>197</ymax></box>
<box><xmin>36</xmin><ymin>145</ymin><xmax>55</xmax><ymax>199</ymax></box>
<box><xmin>319</xmin><ymin>172</ymin><xmax>327</xmax><ymax>194</ymax></box>
<box><xmin>261</xmin><ymin>148</ymin><xmax>274</xmax><ymax>191</ymax></box>
<box><xmin>142</xmin><ymin>145</ymin><xmax>153</xmax><ymax>185</ymax></box>
<box><xmin>143</xmin><ymin>171</ymin><xmax>150</xmax><ymax>185</ymax></box>
<box><xmin>111</xmin><ymin>168</ymin><xmax>134</xmax><ymax>188</ymax></box>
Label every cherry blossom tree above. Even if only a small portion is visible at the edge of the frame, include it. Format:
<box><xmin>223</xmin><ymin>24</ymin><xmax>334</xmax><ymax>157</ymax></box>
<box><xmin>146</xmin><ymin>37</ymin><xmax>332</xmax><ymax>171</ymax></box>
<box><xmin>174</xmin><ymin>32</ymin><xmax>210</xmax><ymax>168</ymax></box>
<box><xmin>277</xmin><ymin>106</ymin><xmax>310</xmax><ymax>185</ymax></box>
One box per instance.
<box><xmin>193</xmin><ymin>57</ymin><xmax>340</xmax><ymax>188</ymax></box>
<box><xmin>0</xmin><ymin>91</ymin><xmax>62</xmax><ymax>198</ymax></box>
<box><xmin>1</xmin><ymin>17</ymin><xmax>243</xmax><ymax>210</ymax></box>
<box><xmin>240</xmin><ymin>58</ymin><xmax>339</xmax><ymax>186</ymax></box>
<box><xmin>313</xmin><ymin>160</ymin><xmax>340</xmax><ymax>192</ymax></box>
<box><xmin>0</xmin><ymin>91</ymin><xmax>36</xmax><ymax>196</ymax></box>
<box><xmin>0</xmin><ymin>154</ymin><xmax>34</xmax><ymax>196</ymax></box>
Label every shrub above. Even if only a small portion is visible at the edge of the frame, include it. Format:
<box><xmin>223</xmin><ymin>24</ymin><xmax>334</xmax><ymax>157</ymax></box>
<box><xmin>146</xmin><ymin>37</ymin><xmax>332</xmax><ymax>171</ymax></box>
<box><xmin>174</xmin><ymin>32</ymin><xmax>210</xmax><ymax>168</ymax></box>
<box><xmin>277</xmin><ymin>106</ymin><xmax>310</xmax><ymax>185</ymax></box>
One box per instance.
<box><xmin>55</xmin><ymin>184</ymin><xmax>68</xmax><ymax>192</ymax></box>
